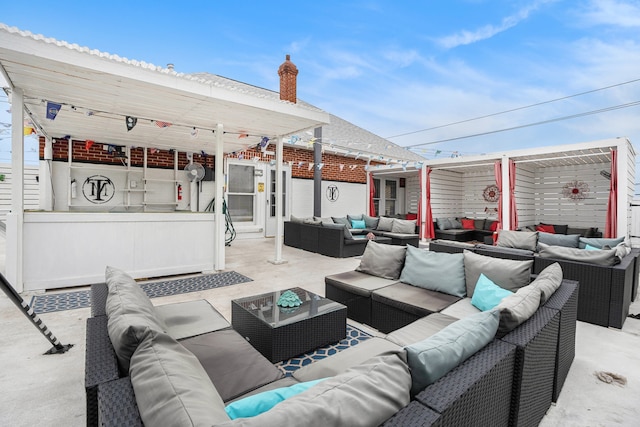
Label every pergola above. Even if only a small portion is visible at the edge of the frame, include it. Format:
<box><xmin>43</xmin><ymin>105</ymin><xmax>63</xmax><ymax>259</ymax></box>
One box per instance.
<box><xmin>0</xmin><ymin>24</ymin><xmax>329</xmax><ymax>291</ymax></box>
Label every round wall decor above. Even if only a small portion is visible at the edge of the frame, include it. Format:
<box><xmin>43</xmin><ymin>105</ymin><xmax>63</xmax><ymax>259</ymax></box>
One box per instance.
<box><xmin>483</xmin><ymin>184</ymin><xmax>500</xmax><ymax>202</ymax></box>
<box><xmin>562</xmin><ymin>180</ymin><xmax>589</xmax><ymax>201</ymax></box>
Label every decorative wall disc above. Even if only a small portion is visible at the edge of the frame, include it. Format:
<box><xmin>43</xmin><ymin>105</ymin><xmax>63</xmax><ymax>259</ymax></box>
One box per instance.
<box><xmin>562</xmin><ymin>180</ymin><xmax>589</xmax><ymax>201</ymax></box>
<box><xmin>483</xmin><ymin>184</ymin><xmax>500</xmax><ymax>202</ymax></box>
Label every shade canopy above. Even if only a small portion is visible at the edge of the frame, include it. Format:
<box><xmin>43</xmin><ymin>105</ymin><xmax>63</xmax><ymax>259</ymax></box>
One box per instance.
<box><xmin>0</xmin><ymin>24</ymin><xmax>330</xmax><ymax>153</ymax></box>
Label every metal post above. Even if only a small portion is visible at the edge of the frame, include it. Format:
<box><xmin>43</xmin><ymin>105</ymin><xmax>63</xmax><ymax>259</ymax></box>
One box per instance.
<box><xmin>0</xmin><ymin>273</ymin><xmax>73</xmax><ymax>354</ymax></box>
<box><xmin>313</xmin><ymin>127</ymin><xmax>322</xmax><ymax>217</ymax></box>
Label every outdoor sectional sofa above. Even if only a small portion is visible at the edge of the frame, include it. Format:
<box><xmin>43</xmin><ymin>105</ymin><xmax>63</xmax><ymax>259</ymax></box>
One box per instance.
<box><xmin>429</xmin><ymin>229</ymin><xmax>638</xmax><ymax>328</ymax></box>
<box><xmin>284</xmin><ymin>214</ymin><xmax>419</xmax><ymax>257</ymax></box>
<box><xmin>325</xmin><ymin>242</ymin><xmax>578</xmax><ymax>426</ymax></box>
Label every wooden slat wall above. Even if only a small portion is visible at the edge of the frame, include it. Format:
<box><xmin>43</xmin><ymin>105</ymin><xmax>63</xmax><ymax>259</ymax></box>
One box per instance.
<box><xmin>625</xmin><ymin>148</ymin><xmax>635</xmax><ymax>234</ymax></box>
<box><xmin>532</xmin><ymin>162</ymin><xmax>610</xmax><ymax>229</ymax></box>
<box><xmin>515</xmin><ymin>164</ymin><xmax>537</xmax><ymax>227</ymax></box>
<box><xmin>461</xmin><ymin>170</ymin><xmax>499</xmax><ymax>221</ymax></box>
<box><xmin>0</xmin><ymin>163</ymin><xmax>40</xmax><ymax>223</ymax></box>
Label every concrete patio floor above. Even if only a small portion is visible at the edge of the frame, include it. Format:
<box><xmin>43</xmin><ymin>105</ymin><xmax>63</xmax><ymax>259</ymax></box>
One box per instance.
<box><xmin>1</xmin><ymin>236</ymin><xmax>639</xmax><ymax>426</ymax></box>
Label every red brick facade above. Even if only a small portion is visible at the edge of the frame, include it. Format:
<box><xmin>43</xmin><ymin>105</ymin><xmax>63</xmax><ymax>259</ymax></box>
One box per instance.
<box><xmin>40</xmin><ymin>138</ymin><xmax>373</xmax><ymax>183</ymax></box>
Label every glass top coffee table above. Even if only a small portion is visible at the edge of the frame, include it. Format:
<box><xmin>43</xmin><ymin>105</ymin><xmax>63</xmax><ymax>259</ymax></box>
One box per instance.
<box><xmin>231</xmin><ymin>287</ymin><xmax>347</xmax><ymax>363</ymax></box>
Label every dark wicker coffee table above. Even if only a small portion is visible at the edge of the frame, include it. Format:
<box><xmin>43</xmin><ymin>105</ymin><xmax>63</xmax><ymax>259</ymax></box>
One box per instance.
<box><xmin>231</xmin><ymin>287</ymin><xmax>347</xmax><ymax>363</ymax></box>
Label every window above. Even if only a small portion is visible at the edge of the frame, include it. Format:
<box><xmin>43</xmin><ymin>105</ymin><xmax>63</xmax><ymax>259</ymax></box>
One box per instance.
<box><xmin>373</xmin><ymin>178</ymin><xmax>380</xmax><ymax>216</ymax></box>
<box><xmin>385</xmin><ymin>180</ymin><xmax>397</xmax><ymax>216</ymax></box>
<box><xmin>228</xmin><ymin>164</ymin><xmax>255</xmax><ymax>222</ymax></box>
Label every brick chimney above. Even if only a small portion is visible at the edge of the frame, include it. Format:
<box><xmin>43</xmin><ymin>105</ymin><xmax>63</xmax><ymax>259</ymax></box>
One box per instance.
<box><xmin>278</xmin><ymin>54</ymin><xmax>298</xmax><ymax>103</ymax></box>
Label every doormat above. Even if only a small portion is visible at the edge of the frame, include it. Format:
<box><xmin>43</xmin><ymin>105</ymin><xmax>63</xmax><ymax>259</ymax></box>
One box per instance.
<box><xmin>275</xmin><ymin>324</ymin><xmax>373</xmax><ymax>376</ymax></box>
<box><xmin>29</xmin><ymin>271</ymin><xmax>253</xmax><ymax>314</ymax></box>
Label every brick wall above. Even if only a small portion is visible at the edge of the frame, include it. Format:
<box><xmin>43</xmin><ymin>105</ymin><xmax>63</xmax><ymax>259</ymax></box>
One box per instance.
<box><xmin>41</xmin><ymin>138</ymin><xmax>374</xmax><ymax>183</ymax></box>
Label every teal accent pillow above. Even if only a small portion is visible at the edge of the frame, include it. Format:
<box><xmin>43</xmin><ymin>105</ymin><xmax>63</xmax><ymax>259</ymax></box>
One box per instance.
<box><xmin>225</xmin><ymin>378</ymin><xmax>327</xmax><ymax>419</ymax></box>
<box><xmin>406</xmin><ymin>310</ymin><xmax>499</xmax><ymax>395</ymax></box>
<box><xmin>351</xmin><ymin>219</ymin><xmax>366</xmax><ymax>229</ymax></box>
<box><xmin>400</xmin><ymin>245</ymin><xmax>466</xmax><ymax>297</ymax></box>
<box><xmin>471</xmin><ymin>274</ymin><xmax>513</xmax><ymax>311</ymax></box>
<box><xmin>585</xmin><ymin>244</ymin><xmax>599</xmax><ymax>251</ymax></box>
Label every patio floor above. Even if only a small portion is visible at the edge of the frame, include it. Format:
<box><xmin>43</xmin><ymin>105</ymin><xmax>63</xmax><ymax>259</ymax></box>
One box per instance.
<box><xmin>1</xmin><ymin>236</ymin><xmax>639</xmax><ymax>426</ymax></box>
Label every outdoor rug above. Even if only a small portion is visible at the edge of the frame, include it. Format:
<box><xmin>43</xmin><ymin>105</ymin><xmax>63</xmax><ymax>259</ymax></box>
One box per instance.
<box><xmin>29</xmin><ymin>271</ymin><xmax>252</xmax><ymax>314</ymax></box>
<box><xmin>275</xmin><ymin>324</ymin><xmax>373</xmax><ymax>376</ymax></box>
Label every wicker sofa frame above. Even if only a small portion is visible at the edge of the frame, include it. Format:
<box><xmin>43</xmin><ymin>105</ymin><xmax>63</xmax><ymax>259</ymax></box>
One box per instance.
<box><xmin>429</xmin><ymin>239</ymin><xmax>637</xmax><ymax>328</ymax></box>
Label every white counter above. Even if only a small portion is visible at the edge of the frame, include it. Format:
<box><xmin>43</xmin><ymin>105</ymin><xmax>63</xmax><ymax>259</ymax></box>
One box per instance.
<box><xmin>22</xmin><ymin>211</ymin><xmax>216</xmax><ymax>291</ymax></box>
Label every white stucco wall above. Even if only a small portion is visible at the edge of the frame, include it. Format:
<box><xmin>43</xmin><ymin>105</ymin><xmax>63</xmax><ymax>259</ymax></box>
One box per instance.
<box><xmin>291</xmin><ymin>178</ymin><xmax>367</xmax><ymax>218</ymax></box>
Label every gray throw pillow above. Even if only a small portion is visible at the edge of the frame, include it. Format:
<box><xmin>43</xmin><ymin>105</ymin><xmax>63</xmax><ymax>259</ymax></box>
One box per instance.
<box><xmin>303</xmin><ymin>218</ymin><xmax>322</xmax><ymax>225</ymax></box>
<box><xmin>313</xmin><ymin>216</ymin><xmax>334</xmax><ymax>225</ymax></box>
<box><xmin>290</xmin><ymin>215</ymin><xmax>306</xmax><ymax>224</ymax></box>
<box><xmin>363</xmin><ymin>214</ymin><xmax>379</xmax><ymax>229</ymax></box>
<box><xmin>496</xmin><ymin>230</ymin><xmax>538</xmax><ymax>251</ymax></box>
<box><xmin>537</xmin><ymin>232</ymin><xmax>580</xmax><ymax>248</ymax></box>
<box><xmin>356</xmin><ymin>241</ymin><xmax>406</xmax><ymax>280</ymax></box>
<box><xmin>496</xmin><ymin>285</ymin><xmax>541</xmax><ymax>337</ymax></box>
<box><xmin>323</xmin><ymin>222</ymin><xmax>354</xmax><ymax>239</ymax></box>
<box><xmin>391</xmin><ymin>219</ymin><xmax>417</xmax><ymax>234</ymax></box>
<box><xmin>347</xmin><ymin>214</ymin><xmax>364</xmax><ymax>222</ymax></box>
<box><xmin>539</xmin><ymin>245</ymin><xmax>619</xmax><ymax>266</ymax></box>
<box><xmin>530</xmin><ymin>262</ymin><xmax>563</xmax><ymax>304</ymax></box>
<box><xmin>331</xmin><ymin>216</ymin><xmax>351</xmax><ymax>227</ymax></box>
<box><xmin>377</xmin><ymin>216</ymin><xmax>395</xmax><ymax>232</ymax></box>
<box><xmin>463</xmin><ymin>250</ymin><xmax>533</xmax><ymax>297</ymax></box>
<box><xmin>400</xmin><ymin>246</ymin><xmax>466</xmax><ymax>297</ymax></box>
<box><xmin>449</xmin><ymin>218</ymin><xmax>462</xmax><ymax>229</ymax></box>
<box><xmin>130</xmin><ymin>327</ymin><xmax>230</xmax><ymax>426</ymax></box>
<box><xmin>436</xmin><ymin>217</ymin><xmax>452</xmax><ymax>230</ymax></box>
<box><xmin>578</xmin><ymin>236</ymin><xmax>625</xmax><ymax>249</ymax></box>
<box><xmin>474</xmin><ymin>219</ymin><xmax>486</xmax><ymax>230</ymax></box>
<box><xmin>406</xmin><ymin>310</ymin><xmax>499</xmax><ymax>395</ymax></box>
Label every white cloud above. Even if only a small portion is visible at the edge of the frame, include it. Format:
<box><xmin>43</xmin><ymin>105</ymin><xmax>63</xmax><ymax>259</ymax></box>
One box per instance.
<box><xmin>436</xmin><ymin>0</ymin><xmax>557</xmax><ymax>49</ymax></box>
<box><xmin>580</xmin><ymin>0</ymin><xmax>640</xmax><ymax>27</ymax></box>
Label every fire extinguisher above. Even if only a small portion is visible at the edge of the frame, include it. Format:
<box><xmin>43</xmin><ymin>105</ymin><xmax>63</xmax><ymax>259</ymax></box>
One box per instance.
<box><xmin>177</xmin><ymin>184</ymin><xmax>183</xmax><ymax>201</ymax></box>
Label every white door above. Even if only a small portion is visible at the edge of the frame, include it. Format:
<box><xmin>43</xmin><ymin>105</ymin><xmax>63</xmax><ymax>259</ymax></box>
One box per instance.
<box><xmin>265</xmin><ymin>165</ymin><xmax>291</xmax><ymax>237</ymax></box>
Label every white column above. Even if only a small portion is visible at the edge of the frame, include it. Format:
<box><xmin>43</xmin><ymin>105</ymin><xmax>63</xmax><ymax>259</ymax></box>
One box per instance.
<box><xmin>617</xmin><ymin>140</ymin><xmax>629</xmax><ymax>239</ymax></box>
<box><xmin>6</xmin><ymin>87</ymin><xmax>24</xmax><ymax>291</ymax></box>
<box><xmin>501</xmin><ymin>155</ymin><xmax>510</xmax><ymax>231</ymax></box>
<box><xmin>40</xmin><ymin>136</ymin><xmax>54</xmax><ymax>211</ymax></box>
<box><xmin>214</xmin><ymin>124</ymin><xmax>225</xmax><ymax>270</ymax></box>
<box><xmin>270</xmin><ymin>136</ymin><xmax>287</xmax><ymax>265</ymax></box>
<box><xmin>420</xmin><ymin>165</ymin><xmax>427</xmax><ymax>241</ymax></box>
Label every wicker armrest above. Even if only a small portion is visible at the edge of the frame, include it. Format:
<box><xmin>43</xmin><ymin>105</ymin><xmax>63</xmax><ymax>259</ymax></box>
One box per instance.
<box><xmin>98</xmin><ymin>377</ymin><xmax>143</xmax><ymax>427</ymax></box>
<box><xmin>91</xmin><ymin>282</ymin><xmax>108</xmax><ymax>317</ymax></box>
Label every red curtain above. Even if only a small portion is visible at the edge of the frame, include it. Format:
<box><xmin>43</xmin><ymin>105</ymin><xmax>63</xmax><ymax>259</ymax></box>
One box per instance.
<box><xmin>494</xmin><ymin>161</ymin><xmax>503</xmax><ymax>230</ymax></box>
<box><xmin>368</xmin><ymin>172</ymin><xmax>376</xmax><ymax>217</ymax></box>
<box><xmin>417</xmin><ymin>169</ymin><xmax>423</xmax><ymax>239</ymax></box>
<box><xmin>605</xmin><ymin>149</ymin><xmax>617</xmax><ymax>238</ymax></box>
<box><xmin>425</xmin><ymin>167</ymin><xmax>435</xmax><ymax>239</ymax></box>
<box><xmin>509</xmin><ymin>159</ymin><xmax>518</xmax><ymax>230</ymax></box>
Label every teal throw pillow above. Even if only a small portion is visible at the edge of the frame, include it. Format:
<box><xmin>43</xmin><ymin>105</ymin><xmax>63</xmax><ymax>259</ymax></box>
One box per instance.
<box><xmin>400</xmin><ymin>245</ymin><xmax>466</xmax><ymax>297</ymax></box>
<box><xmin>471</xmin><ymin>274</ymin><xmax>513</xmax><ymax>311</ymax></box>
<box><xmin>584</xmin><ymin>244</ymin><xmax>599</xmax><ymax>251</ymax></box>
<box><xmin>351</xmin><ymin>219</ymin><xmax>366</xmax><ymax>229</ymax></box>
<box><xmin>225</xmin><ymin>378</ymin><xmax>327</xmax><ymax>419</ymax></box>
<box><xmin>406</xmin><ymin>310</ymin><xmax>499</xmax><ymax>395</ymax></box>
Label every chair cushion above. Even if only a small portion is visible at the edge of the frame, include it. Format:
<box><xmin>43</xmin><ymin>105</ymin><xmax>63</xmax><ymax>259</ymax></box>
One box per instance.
<box><xmin>391</xmin><ymin>218</ymin><xmax>417</xmax><ymax>234</ymax></box>
<box><xmin>496</xmin><ymin>285</ymin><xmax>542</xmax><ymax>336</ymax></box>
<box><xmin>331</xmin><ymin>216</ymin><xmax>351</xmax><ymax>227</ymax></box>
<box><xmin>578</xmin><ymin>236</ymin><xmax>625</xmax><ymax>249</ymax></box>
<box><xmin>385</xmin><ymin>313</ymin><xmax>459</xmax><ymax>347</ymax></box>
<box><xmin>363</xmin><ymin>214</ymin><xmax>379</xmax><ymax>229</ymax></box>
<box><xmin>530</xmin><ymin>262</ymin><xmax>563</xmax><ymax>304</ymax></box>
<box><xmin>372</xmin><ymin>283</ymin><xmax>461</xmax><ymax>316</ymax></box>
<box><xmin>325</xmin><ymin>270</ymin><xmax>398</xmax><ymax>297</ymax></box>
<box><xmin>154</xmin><ymin>300</ymin><xmax>230</xmax><ymax>340</ymax></box>
<box><xmin>461</xmin><ymin>218</ymin><xmax>475</xmax><ymax>230</ymax></box>
<box><xmin>377</xmin><ymin>216</ymin><xmax>395</xmax><ymax>231</ymax></box>
<box><xmin>129</xmin><ymin>327</ymin><xmax>230</xmax><ymax>426</ymax></box>
<box><xmin>347</xmin><ymin>213</ymin><xmax>364</xmax><ymax>222</ymax></box>
<box><xmin>323</xmin><ymin>222</ymin><xmax>354</xmax><ymax>239</ymax></box>
<box><xmin>537</xmin><ymin>232</ymin><xmax>580</xmax><ymax>248</ymax></box>
<box><xmin>496</xmin><ymin>230</ymin><xmax>538</xmax><ymax>251</ymax></box>
<box><xmin>400</xmin><ymin>245</ymin><xmax>466</xmax><ymax>297</ymax></box>
<box><xmin>471</xmin><ymin>274</ymin><xmax>513</xmax><ymax>311</ymax></box>
<box><xmin>406</xmin><ymin>310</ymin><xmax>499</xmax><ymax>395</ymax></box>
<box><xmin>463</xmin><ymin>250</ymin><xmax>533</xmax><ymax>297</ymax></box>
<box><xmin>539</xmin><ymin>245</ymin><xmax>620</xmax><ymax>266</ymax></box>
<box><xmin>356</xmin><ymin>241</ymin><xmax>406</xmax><ymax>280</ymax></box>
<box><xmin>351</xmin><ymin>219</ymin><xmax>366</xmax><ymax>229</ymax></box>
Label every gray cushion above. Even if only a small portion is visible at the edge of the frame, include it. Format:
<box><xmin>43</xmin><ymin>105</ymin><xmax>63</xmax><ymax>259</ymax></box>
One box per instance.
<box><xmin>356</xmin><ymin>241</ymin><xmax>406</xmax><ymax>280</ymax></box>
<box><xmin>105</xmin><ymin>266</ymin><xmax>167</xmax><ymax>372</ymax></box>
<box><xmin>537</xmin><ymin>232</ymin><xmax>580</xmax><ymax>248</ymax></box>
<box><xmin>385</xmin><ymin>313</ymin><xmax>459</xmax><ymax>347</ymax></box>
<box><xmin>377</xmin><ymin>216</ymin><xmax>395</xmax><ymax>231</ymax></box>
<box><xmin>578</xmin><ymin>236</ymin><xmax>625</xmax><ymax>249</ymax></box>
<box><xmin>313</xmin><ymin>216</ymin><xmax>334</xmax><ymax>225</ymax></box>
<box><xmin>154</xmin><ymin>300</ymin><xmax>230</xmax><ymax>341</ymax></box>
<box><xmin>289</xmin><ymin>215</ymin><xmax>307</xmax><ymax>224</ymax></box>
<box><xmin>406</xmin><ymin>310</ymin><xmax>499</xmax><ymax>395</ymax></box>
<box><xmin>293</xmin><ymin>337</ymin><xmax>401</xmax><ymax>382</ymax></box>
<box><xmin>400</xmin><ymin>245</ymin><xmax>466</xmax><ymax>297</ymax></box>
<box><xmin>325</xmin><ymin>270</ymin><xmax>398</xmax><ymax>297</ymax></box>
<box><xmin>474</xmin><ymin>219</ymin><xmax>486</xmax><ymax>230</ymax></box>
<box><xmin>463</xmin><ymin>250</ymin><xmax>533</xmax><ymax>297</ymax></box>
<box><xmin>449</xmin><ymin>218</ymin><xmax>463</xmax><ymax>229</ymax></box>
<box><xmin>496</xmin><ymin>230</ymin><xmax>538</xmax><ymax>251</ymax></box>
<box><xmin>391</xmin><ymin>218</ymin><xmax>417</xmax><ymax>234</ymax></box>
<box><xmin>347</xmin><ymin>213</ymin><xmax>364</xmax><ymax>222</ymax></box>
<box><xmin>331</xmin><ymin>216</ymin><xmax>351</xmax><ymax>227</ymax></box>
<box><xmin>323</xmin><ymin>222</ymin><xmax>354</xmax><ymax>239</ymax></box>
<box><xmin>302</xmin><ymin>218</ymin><xmax>322</xmax><ymax>225</ymax></box>
<box><xmin>129</xmin><ymin>327</ymin><xmax>230</xmax><ymax>426</ymax></box>
<box><xmin>216</xmin><ymin>351</ymin><xmax>411</xmax><ymax>427</ymax></box>
<box><xmin>539</xmin><ymin>245</ymin><xmax>619</xmax><ymax>266</ymax></box>
<box><xmin>530</xmin><ymin>262</ymin><xmax>563</xmax><ymax>304</ymax></box>
<box><xmin>496</xmin><ymin>285</ymin><xmax>542</xmax><ymax>336</ymax></box>
<box><xmin>363</xmin><ymin>214</ymin><xmax>379</xmax><ymax>229</ymax></box>
<box><xmin>180</xmin><ymin>329</ymin><xmax>284</xmax><ymax>402</ymax></box>
<box><xmin>436</xmin><ymin>217</ymin><xmax>452</xmax><ymax>230</ymax></box>
<box><xmin>475</xmin><ymin>244</ymin><xmax>534</xmax><ymax>257</ymax></box>
<box><xmin>440</xmin><ymin>298</ymin><xmax>481</xmax><ymax>319</ymax></box>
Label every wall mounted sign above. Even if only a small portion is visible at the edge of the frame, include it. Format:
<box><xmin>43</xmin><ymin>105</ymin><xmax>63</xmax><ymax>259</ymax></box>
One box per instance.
<box><xmin>482</xmin><ymin>184</ymin><xmax>500</xmax><ymax>203</ymax></box>
<box><xmin>82</xmin><ymin>175</ymin><xmax>115</xmax><ymax>204</ymax></box>
<box><xmin>326</xmin><ymin>184</ymin><xmax>339</xmax><ymax>202</ymax></box>
<box><xmin>562</xmin><ymin>180</ymin><xmax>589</xmax><ymax>201</ymax></box>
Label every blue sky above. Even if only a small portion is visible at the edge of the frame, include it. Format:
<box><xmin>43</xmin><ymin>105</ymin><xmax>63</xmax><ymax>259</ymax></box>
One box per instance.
<box><xmin>1</xmin><ymin>0</ymin><xmax>640</xmax><ymax>163</ymax></box>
